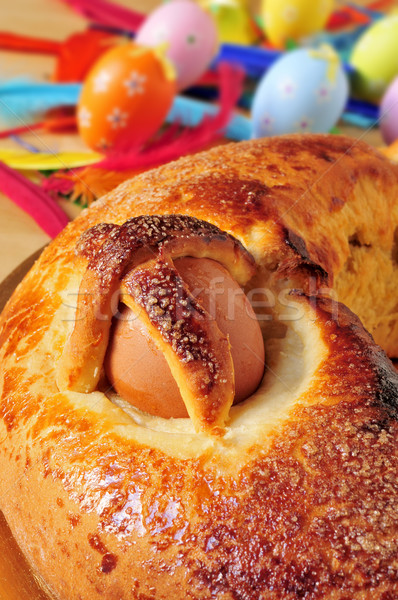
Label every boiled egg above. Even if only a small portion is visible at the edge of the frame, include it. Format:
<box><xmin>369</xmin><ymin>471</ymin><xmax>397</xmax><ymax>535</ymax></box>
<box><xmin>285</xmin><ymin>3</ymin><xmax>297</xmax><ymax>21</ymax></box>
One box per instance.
<box><xmin>105</xmin><ymin>257</ymin><xmax>265</xmax><ymax>418</ymax></box>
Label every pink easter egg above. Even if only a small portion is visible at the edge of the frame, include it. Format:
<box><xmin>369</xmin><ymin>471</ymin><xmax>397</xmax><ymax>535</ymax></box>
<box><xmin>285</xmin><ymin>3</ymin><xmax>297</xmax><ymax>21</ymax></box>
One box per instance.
<box><xmin>136</xmin><ymin>0</ymin><xmax>218</xmax><ymax>91</ymax></box>
<box><xmin>380</xmin><ymin>77</ymin><xmax>398</xmax><ymax>145</ymax></box>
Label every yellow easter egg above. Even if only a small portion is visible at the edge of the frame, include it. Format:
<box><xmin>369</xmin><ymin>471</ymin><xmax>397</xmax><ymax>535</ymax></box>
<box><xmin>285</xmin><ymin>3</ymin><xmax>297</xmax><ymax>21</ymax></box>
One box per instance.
<box><xmin>200</xmin><ymin>0</ymin><xmax>257</xmax><ymax>45</ymax></box>
<box><xmin>350</xmin><ymin>14</ymin><xmax>398</xmax><ymax>103</ymax></box>
<box><xmin>262</xmin><ymin>0</ymin><xmax>334</xmax><ymax>47</ymax></box>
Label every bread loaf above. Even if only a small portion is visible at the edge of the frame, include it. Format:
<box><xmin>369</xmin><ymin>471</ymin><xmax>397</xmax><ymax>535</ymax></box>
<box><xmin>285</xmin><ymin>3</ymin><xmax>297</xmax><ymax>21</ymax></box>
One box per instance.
<box><xmin>0</xmin><ymin>134</ymin><xmax>398</xmax><ymax>599</ymax></box>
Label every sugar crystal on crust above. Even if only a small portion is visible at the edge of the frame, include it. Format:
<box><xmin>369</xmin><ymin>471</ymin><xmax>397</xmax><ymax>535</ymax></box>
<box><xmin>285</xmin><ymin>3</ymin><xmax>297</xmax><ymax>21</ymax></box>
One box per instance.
<box><xmin>124</xmin><ymin>260</ymin><xmax>221</xmax><ymax>382</ymax></box>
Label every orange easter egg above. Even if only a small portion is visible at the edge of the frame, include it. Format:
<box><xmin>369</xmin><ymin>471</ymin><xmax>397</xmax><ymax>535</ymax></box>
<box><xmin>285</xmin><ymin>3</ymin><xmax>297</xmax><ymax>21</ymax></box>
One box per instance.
<box><xmin>77</xmin><ymin>43</ymin><xmax>176</xmax><ymax>153</ymax></box>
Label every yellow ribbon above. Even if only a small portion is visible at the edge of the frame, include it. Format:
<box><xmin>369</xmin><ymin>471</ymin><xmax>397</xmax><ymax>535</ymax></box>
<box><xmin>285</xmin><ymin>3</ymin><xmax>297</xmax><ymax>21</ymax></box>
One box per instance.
<box><xmin>152</xmin><ymin>42</ymin><xmax>177</xmax><ymax>83</ymax></box>
<box><xmin>127</xmin><ymin>43</ymin><xmax>177</xmax><ymax>83</ymax></box>
<box><xmin>309</xmin><ymin>44</ymin><xmax>340</xmax><ymax>84</ymax></box>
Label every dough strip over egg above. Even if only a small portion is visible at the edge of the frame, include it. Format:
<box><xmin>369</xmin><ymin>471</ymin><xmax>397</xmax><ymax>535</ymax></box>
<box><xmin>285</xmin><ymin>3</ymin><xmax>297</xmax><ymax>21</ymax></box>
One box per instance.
<box><xmin>56</xmin><ymin>214</ymin><xmax>256</xmax><ymax>434</ymax></box>
<box><xmin>121</xmin><ymin>257</ymin><xmax>234</xmax><ymax>434</ymax></box>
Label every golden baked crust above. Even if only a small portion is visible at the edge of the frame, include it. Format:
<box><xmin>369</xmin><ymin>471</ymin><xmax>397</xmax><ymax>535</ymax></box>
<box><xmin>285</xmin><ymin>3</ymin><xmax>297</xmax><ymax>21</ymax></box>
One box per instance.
<box><xmin>76</xmin><ymin>132</ymin><xmax>398</xmax><ymax>356</ymax></box>
<box><xmin>0</xmin><ymin>134</ymin><xmax>398</xmax><ymax>599</ymax></box>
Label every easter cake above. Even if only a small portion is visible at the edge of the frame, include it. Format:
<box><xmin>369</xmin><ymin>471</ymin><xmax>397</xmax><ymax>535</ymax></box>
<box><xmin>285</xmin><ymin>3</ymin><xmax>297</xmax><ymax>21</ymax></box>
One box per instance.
<box><xmin>0</xmin><ymin>134</ymin><xmax>398</xmax><ymax>599</ymax></box>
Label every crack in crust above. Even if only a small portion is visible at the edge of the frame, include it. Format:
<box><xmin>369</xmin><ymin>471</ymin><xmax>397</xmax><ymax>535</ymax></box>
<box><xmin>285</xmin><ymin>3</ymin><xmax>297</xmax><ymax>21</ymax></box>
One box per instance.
<box><xmin>56</xmin><ymin>214</ymin><xmax>256</xmax><ymax>433</ymax></box>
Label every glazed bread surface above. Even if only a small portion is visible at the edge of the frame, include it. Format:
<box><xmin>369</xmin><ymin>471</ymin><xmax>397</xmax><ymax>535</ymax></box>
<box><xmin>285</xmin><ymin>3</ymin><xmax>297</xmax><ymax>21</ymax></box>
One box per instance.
<box><xmin>0</xmin><ymin>134</ymin><xmax>398</xmax><ymax>599</ymax></box>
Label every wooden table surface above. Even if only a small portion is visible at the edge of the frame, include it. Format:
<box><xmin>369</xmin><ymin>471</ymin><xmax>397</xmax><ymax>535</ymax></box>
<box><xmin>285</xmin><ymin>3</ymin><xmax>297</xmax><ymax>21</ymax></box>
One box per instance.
<box><xmin>0</xmin><ymin>0</ymin><xmax>384</xmax><ymax>283</ymax></box>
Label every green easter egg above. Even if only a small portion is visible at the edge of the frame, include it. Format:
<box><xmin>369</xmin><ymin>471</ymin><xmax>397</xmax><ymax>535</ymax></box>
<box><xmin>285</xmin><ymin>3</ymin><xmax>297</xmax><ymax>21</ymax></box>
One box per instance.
<box><xmin>350</xmin><ymin>14</ymin><xmax>398</xmax><ymax>103</ymax></box>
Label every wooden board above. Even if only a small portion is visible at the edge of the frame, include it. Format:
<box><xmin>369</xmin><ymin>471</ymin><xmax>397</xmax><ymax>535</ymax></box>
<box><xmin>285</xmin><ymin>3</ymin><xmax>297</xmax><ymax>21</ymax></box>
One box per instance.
<box><xmin>0</xmin><ymin>248</ymin><xmax>44</xmax><ymax>312</ymax></box>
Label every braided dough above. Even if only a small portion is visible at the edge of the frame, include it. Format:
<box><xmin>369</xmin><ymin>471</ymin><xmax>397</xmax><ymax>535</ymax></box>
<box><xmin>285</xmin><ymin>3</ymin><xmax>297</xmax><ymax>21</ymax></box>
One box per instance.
<box><xmin>1</xmin><ymin>134</ymin><xmax>398</xmax><ymax>599</ymax></box>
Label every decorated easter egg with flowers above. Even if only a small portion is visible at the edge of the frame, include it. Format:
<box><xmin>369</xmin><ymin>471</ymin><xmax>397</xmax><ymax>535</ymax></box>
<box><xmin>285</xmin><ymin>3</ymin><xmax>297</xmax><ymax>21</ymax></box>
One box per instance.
<box><xmin>262</xmin><ymin>0</ymin><xmax>334</xmax><ymax>47</ymax></box>
<box><xmin>77</xmin><ymin>43</ymin><xmax>176</xmax><ymax>153</ymax></box>
<box><xmin>251</xmin><ymin>45</ymin><xmax>349</xmax><ymax>138</ymax></box>
<box><xmin>136</xmin><ymin>0</ymin><xmax>218</xmax><ymax>91</ymax></box>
